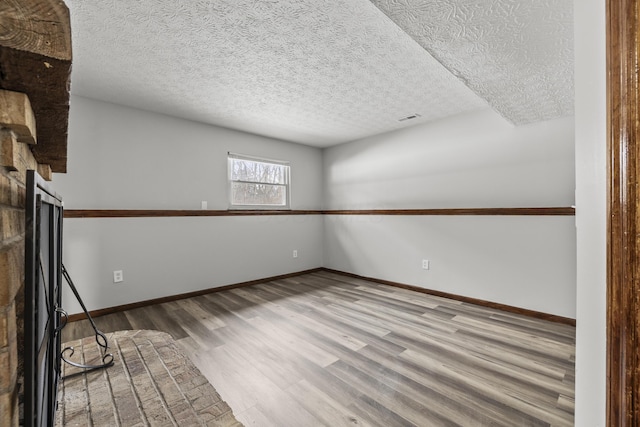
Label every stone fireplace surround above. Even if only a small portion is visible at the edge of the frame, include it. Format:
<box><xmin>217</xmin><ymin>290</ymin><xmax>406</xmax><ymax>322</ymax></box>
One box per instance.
<box><xmin>1</xmin><ymin>1</ymin><xmax>72</xmax><ymax>424</ymax></box>
<box><xmin>0</xmin><ymin>90</ymin><xmax>53</xmax><ymax>426</ymax></box>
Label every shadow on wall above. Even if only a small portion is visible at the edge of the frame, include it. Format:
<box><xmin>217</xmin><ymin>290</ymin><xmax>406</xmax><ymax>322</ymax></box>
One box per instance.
<box><xmin>323</xmin><ymin>109</ymin><xmax>575</xmax><ymax>210</ymax></box>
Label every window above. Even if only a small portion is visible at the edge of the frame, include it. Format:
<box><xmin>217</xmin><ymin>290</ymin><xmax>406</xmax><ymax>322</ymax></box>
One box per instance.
<box><xmin>228</xmin><ymin>153</ymin><xmax>290</xmax><ymax>209</ymax></box>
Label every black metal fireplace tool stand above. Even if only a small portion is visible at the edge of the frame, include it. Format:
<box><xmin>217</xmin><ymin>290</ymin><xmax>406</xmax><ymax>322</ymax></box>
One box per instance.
<box><xmin>57</xmin><ymin>264</ymin><xmax>114</xmax><ymax>374</ymax></box>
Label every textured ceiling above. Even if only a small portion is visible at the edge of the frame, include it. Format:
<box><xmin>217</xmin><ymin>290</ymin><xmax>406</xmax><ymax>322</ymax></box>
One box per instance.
<box><xmin>370</xmin><ymin>0</ymin><xmax>574</xmax><ymax>125</ymax></box>
<box><xmin>66</xmin><ymin>0</ymin><xmax>573</xmax><ymax>146</ymax></box>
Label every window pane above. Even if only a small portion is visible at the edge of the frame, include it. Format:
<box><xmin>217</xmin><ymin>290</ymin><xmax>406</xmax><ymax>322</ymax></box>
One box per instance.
<box><xmin>230</xmin><ymin>182</ymin><xmax>287</xmax><ymax>206</ymax></box>
<box><xmin>230</xmin><ymin>159</ymin><xmax>287</xmax><ymax>184</ymax></box>
<box><xmin>228</xmin><ymin>153</ymin><xmax>290</xmax><ymax>209</ymax></box>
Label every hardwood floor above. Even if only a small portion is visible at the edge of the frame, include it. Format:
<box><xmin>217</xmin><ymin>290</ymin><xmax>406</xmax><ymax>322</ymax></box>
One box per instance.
<box><xmin>62</xmin><ymin>271</ymin><xmax>576</xmax><ymax>426</ymax></box>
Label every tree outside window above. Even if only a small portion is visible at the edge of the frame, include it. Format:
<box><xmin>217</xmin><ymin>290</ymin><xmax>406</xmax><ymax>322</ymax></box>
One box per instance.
<box><xmin>228</xmin><ymin>153</ymin><xmax>290</xmax><ymax>209</ymax></box>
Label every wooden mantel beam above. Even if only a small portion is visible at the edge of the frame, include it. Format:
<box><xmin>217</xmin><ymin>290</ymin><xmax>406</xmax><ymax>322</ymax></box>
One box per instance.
<box><xmin>0</xmin><ymin>0</ymin><xmax>71</xmax><ymax>173</ymax></box>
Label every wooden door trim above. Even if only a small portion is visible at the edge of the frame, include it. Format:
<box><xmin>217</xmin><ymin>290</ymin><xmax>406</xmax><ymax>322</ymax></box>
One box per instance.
<box><xmin>607</xmin><ymin>0</ymin><xmax>640</xmax><ymax>424</ymax></box>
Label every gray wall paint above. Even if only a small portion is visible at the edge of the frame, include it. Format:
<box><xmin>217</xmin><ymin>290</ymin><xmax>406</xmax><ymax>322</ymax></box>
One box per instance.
<box><xmin>323</xmin><ymin>109</ymin><xmax>575</xmax><ymax>209</ymax></box>
<box><xmin>57</xmin><ymin>96</ymin><xmax>323</xmax><ymax>210</ymax></box>
<box><xmin>62</xmin><ymin>215</ymin><xmax>323</xmax><ymax>314</ymax></box>
<box><xmin>55</xmin><ymin>96</ymin><xmax>324</xmax><ymax>313</ymax></box>
<box><xmin>322</xmin><ymin>109</ymin><xmax>576</xmax><ymax>318</ymax></box>
<box><xmin>324</xmin><ymin>215</ymin><xmax>576</xmax><ymax>318</ymax></box>
<box><xmin>574</xmin><ymin>0</ymin><xmax>607</xmax><ymax>424</ymax></box>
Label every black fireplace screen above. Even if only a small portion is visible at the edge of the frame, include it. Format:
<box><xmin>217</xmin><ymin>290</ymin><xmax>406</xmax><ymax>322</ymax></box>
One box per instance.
<box><xmin>23</xmin><ymin>170</ymin><xmax>63</xmax><ymax>427</ymax></box>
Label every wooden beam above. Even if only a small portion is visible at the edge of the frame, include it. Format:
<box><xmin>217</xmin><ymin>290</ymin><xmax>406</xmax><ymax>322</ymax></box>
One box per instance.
<box><xmin>0</xmin><ymin>0</ymin><xmax>71</xmax><ymax>173</ymax></box>
<box><xmin>36</xmin><ymin>163</ymin><xmax>52</xmax><ymax>181</ymax></box>
<box><xmin>0</xmin><ymin>91</ymin><xmax>36</xmax><ymax>144</ymax></box>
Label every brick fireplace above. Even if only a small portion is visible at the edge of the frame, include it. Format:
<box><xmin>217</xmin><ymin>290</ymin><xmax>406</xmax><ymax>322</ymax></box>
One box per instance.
<box><xmin>0</xmin><ymin>1</ymin><xmax>72</xmax><ymax>425</ymax></box>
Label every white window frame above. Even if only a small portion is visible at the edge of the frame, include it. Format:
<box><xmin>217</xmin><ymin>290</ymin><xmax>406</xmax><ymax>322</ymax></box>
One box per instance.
<box><xmin>227</xmin><ymin>152</ymin><xmax>291</xmax><ymax>210</ymax></box>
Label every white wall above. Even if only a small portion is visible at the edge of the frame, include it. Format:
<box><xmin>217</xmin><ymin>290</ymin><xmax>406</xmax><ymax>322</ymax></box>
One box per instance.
<box><xmin>323</xmin><ymin>109</ymin><xmax>577</xmax><ymax>318</ymax></box>
<box><xmin>57</xmin><ymin>96</ymin><xmax>322</xmax><ymax>210</ymax></box>
<box><xmin>62</xmin><ymin>216</ymin><xmax>322</xmax><ymax>312</ymax></box>
<box><xmin>574</xmin><ymin>0</ymin><xmax>607</xmax><ymax>424</ymax></box>
<box><xmin>324</xmin><ymin>109</ymin><xmax>575</xmax><ymax>209</ymax></box>
<box><xmin>55</xmin><ymin>96</ymin><xmax>324</xmax><ymax>313</ymax></box>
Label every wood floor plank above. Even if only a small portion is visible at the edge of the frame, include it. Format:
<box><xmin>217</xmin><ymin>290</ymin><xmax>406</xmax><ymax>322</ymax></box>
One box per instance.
<box><xmin>230</xmin><ymin>287</ymin><xmax>369</xmax><ymax>352</ymax></box>
<box><xmin>355</xmin><ymin>344</ymin><xmax>532</xmax><ymax>427</ymax></box>
<box><xmin>285</xmin><ymin>379</ymin><xmax>373</xmax><ymax>427</ymax></box>
<box><xmin>246</xmin><ymin>314</ymin><xmax>341</xmax><ymax>368</ymax></box>
<box><xmin>234</xmin><ymin>405</ymin><xmax>281</xmax><ymax>427</ymax></box>
<box><xmin>123</xmin><ymin>306</ymin><xmax>164</xmax><ymax>332</ymax></box>
<box><xmin>451</xmin><ymin>315</ymin><xmax>573</xmax><ymax>359</ymax></box>
<box><xmin>63</xmin><ymin>272</ymin><xmax>575</xmax><ymax>426</ymax></box>
<box><xmin>248</xmin><ymin>384</ymin><xmax>322</xmax><ymax>427</ymax></box>
<box><xmin>400</xmin><ymin>348</ymin><xmax>571</xmax><ymax>426</ymax></box>
<box><xmin>211</xmin><ymin>325</ymin><xmax>314</xmax><ymax>391</ymax></box>
<box><xmin>326</xmin><ymin>359</ymin><xmax>454</xmax><ymax>427</ymax></box>
<box><xmin>172</xmin><ymin>307</ymin><xmax>226</xmax><ymax>350</ymax></box>
<box><xmin>175</xmin><ymin>297</ymin><xmax>227</xmax><ymax>330</ymax></box>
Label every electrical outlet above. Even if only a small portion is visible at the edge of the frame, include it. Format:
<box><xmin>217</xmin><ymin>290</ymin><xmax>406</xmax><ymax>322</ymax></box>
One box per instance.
<box><xmin>422</xmin><ymin>259</ymin><xmax>429</xmax><ymax>270</ymax></box>
<box><xmin>201</xmin><ymin>201</ymin><xmax>208</xmax><ymax>210</ymax></box>
<box><xmin>293</xmin><ymin>250</ymin><xmax>298</xmax><ymax>258</ymax></box>
<box><xmin>113</xmin><ymin>270</ymin><xmax>123</xmax><ymax>283</ymax></box>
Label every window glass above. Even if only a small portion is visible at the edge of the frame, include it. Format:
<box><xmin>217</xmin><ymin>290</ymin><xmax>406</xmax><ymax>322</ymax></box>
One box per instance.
<box><xmin>228</xmin><ymin>153</ymin><xmax>290</xmax><ymax>209</ymax></box>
